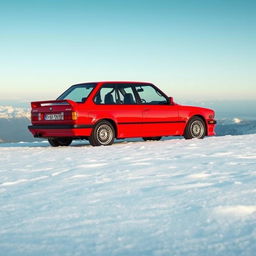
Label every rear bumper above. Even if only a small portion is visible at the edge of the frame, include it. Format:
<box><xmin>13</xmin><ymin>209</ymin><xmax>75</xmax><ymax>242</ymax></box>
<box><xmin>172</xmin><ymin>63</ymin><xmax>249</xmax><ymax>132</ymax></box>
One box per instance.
<box><xmin>28</xmin><ymin>124</ymin><xmax>93</xmax><ymax>138</ymax></box>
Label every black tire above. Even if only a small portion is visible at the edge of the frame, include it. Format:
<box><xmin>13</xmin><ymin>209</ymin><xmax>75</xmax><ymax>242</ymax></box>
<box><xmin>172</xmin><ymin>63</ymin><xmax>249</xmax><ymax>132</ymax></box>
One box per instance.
<box><xmin>48</xmin><ymin>138</ymin><xmax>73</xmax><ymax>147</ymax></box>
<box><xmin>143</xmin><ymin>137</ymin><xmax>162</xmax><ymax>141</ymax></box>
<box><xmin>89</xmin><ymin>120</ymin><xmax>115</xmax><ymax>146</ymax></box>
<box><xmin>184</xmin><ymin>117</ymin><xmax>206</xmax><ymax>139</ymax></box>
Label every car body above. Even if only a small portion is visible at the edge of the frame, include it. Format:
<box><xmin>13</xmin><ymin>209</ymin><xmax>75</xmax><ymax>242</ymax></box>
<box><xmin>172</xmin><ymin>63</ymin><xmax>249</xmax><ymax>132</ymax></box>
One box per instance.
<box><xmin>28</xmin><ymin>81</ymin><xmax>216</xmax><ymax>146</ymax></box>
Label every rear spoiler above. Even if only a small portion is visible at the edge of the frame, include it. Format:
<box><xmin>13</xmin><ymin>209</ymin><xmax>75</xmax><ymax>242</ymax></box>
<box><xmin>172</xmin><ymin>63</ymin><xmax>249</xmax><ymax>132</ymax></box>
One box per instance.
<box><xmin>31</xmin><ymin>100</ymin><xmax>76</xmax><ymax>108</ymax></box>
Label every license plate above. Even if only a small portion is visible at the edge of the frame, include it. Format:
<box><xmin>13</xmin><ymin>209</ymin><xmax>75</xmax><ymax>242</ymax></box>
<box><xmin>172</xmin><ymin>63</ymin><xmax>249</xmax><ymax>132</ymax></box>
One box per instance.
<box><xmin>45</xmin><ymin>112</ymin><xmax>64</xmax><ymax>120</ymax></box>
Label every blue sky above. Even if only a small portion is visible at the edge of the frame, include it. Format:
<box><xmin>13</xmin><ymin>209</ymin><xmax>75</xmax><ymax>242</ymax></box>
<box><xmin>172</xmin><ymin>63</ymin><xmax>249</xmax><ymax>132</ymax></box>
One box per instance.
<box><xmin>0</xmin><ymin>0</ymin><xmax>255</xmax><ymax>102</ymax></box>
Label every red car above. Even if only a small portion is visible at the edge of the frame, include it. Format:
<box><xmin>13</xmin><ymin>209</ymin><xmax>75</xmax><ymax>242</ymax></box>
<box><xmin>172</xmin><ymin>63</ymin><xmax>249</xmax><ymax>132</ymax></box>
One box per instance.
<box><xmin>28</xmin><ymin>81</ymin><xmax>216</xmax><ymax>146</ymax></box>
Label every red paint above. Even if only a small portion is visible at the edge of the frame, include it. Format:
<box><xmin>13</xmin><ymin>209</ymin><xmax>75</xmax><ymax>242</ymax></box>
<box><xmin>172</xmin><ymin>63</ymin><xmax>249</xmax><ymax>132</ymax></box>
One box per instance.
<box><xmin>28</xmin><ymin>82</ymin><xmax>216</xmax><ymax>144</ymax></box>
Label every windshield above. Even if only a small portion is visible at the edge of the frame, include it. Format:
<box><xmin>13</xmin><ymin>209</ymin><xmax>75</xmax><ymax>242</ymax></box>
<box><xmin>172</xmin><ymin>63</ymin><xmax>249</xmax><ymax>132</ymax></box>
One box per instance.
<box><xmin>57</xmin><ymin>83</ymin><xmax>96</xmax><ymax>103</ymax></box>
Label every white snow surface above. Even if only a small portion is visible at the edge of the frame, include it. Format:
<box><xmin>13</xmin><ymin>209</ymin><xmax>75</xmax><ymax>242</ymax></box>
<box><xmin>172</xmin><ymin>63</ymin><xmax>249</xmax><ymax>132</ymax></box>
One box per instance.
<box><xmin>0</xmin><ymin>135</ymin><xmax>256</xmax><ymax>256</ymax></box>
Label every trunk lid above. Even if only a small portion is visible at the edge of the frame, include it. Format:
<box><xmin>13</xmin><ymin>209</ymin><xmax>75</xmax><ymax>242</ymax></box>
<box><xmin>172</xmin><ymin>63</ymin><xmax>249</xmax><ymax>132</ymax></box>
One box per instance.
<box><xmin>31</xmin><ymin>100</ymin><xmax>77</xmax><ymax>125</ymax></box>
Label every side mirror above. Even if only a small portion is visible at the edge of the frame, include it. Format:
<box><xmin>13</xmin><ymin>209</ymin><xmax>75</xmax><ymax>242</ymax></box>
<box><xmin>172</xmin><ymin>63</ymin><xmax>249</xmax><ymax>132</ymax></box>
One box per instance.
<box><xmin>169</xmin><ymin>97</ymin><xmax>174</xmax><ymax>105</ymax></box>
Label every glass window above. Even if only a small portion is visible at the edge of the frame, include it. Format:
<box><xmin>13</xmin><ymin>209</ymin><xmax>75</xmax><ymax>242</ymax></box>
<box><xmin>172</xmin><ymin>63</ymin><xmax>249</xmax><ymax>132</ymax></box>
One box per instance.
<box><xmin>116</xmin><ymin>85</ymin><xmax>137</xmax><ymax>104</ymax></box>
<box><xmin>98</xmin><ymin>85</ymin><xmax>117</xmax><ymax>104</ymax></box>
<box><xmin>57</xmin><ymin>83</ymin><xmax>96</xmax><ymax>103</ymax></box>
<box><xmin>135</xmin><ymin>85</ymin><xmax>168</xmax><ymax>104</ymax></box>
<box><xmin>94</xmin><ymin>84</ymin><xmax>138</xmax><ymax>105</ymax></box>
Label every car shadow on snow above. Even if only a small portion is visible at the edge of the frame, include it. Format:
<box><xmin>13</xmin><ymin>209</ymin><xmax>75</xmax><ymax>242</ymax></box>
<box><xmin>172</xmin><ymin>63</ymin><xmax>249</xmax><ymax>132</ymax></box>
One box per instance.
<box><xmin>0</xmin><ymin>137</ymin><xmax>183</xmax><ymax>148</ymax></box>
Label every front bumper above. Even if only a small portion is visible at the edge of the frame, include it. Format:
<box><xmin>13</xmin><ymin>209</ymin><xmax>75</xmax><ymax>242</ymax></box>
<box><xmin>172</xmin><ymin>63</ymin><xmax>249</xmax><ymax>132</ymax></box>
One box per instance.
<box><xmin>207</xmin><ymin>119</ymin><xmax>217</xmax><ymax>136</ymax></box>
<box><xmin>208</xmin><ymin>120</ymin><xmax>217</xmax><ymax>125</ymax></box>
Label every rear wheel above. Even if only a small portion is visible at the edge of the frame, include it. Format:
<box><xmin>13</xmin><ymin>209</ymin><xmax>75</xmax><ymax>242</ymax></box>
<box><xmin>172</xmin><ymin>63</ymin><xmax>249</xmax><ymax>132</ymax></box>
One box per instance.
<box><xmin>89</xmin><ymin>120</ymin><xmax>115</xmax><ymax>146</ymax></box>
<box><xmin>143</xmin><ymin>137</ymin><xmax>162</xmax><ymax>141</ymax></box>
<box><xmin>184</xmin><ymin>117</ymin><xmax>206</xmax><ymax>139</ymax></box>
<box><xmin>48</xmin><ymin>138</ymin><xmax>73</xmax><ymax>147</ymax></box>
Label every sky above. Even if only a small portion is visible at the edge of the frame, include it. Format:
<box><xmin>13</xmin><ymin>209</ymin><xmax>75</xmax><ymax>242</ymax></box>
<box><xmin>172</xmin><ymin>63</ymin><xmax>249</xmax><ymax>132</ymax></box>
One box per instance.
<box><xmin>0</xmin><ymin>0</ymin><xmax>255</xmax><ymax>102</ymax></box>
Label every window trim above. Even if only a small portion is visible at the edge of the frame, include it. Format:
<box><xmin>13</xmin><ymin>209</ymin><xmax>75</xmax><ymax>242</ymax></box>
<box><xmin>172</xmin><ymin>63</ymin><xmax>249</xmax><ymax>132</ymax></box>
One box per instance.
<box><xmin>92</xmin><ymin>83</ymin><xmax>171</xmax><ymax>106</ymax></box>
<box><xmin>93</xmin><ymin>83</ymin><xmax>140</xmax><ymax>105</ymax></box>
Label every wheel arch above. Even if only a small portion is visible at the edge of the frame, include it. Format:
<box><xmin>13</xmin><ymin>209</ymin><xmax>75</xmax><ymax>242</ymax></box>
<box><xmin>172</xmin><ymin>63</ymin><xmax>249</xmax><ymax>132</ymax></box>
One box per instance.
<box><xmin>93</xmin><ymin>118</ymin><xmax>118</xmax><ymax>138</ymax></box>
<box><xmin>184</xmin><ymin>114</ymin><xmax>208</xmax><ymax>136</ymax></box>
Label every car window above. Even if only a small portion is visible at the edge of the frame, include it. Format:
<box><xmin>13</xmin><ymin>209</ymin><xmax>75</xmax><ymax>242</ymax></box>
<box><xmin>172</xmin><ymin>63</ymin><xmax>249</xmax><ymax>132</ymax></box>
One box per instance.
<box><xmin>95</xmin><ymin>84</ymin><xmax>138</xmax><ymax>104</ymax></box>
<box><xmin>116</xmin><ymin>85</ymin><xmax>137</xmax><ymax>105</ymax></box>
<box><xmin>135</xmin><ymin>85</ymin><xmax>168</xmax><ymax>104</ymax></box>
<box><xmin>94</xmin><ymin>85</ymin><xmax>118</xmax><ymax>104</ymax></box>
<box><xmin>58</xmin><ymin>83</ymin><xmax>96</xmax><ymax>103</ymax></box>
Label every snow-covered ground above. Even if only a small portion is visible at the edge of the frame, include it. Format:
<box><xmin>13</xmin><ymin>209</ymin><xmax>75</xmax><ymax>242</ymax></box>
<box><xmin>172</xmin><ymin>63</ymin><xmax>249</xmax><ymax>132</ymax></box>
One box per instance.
<box><xmin>0</xmin><ymin>135</ymin><xmax>256</xmax><ymax>256</ymax></box>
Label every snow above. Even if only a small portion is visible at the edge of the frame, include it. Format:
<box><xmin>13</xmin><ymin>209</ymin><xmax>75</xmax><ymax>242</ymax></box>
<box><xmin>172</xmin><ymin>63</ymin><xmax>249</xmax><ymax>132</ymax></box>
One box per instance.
<box><xmin>233</xmin><ymin>118</ymin><xmax>242</xmax><ymax>124</ymax></box>
<box><xmin>0</xmin><ymin>135</ymin><xmax>256</xmax><ymax>256</ymax></box>
<box><xmin>0</xmin><ymin>106</ymin><xmax>30</xmax><ymax>119</ymax></box>
<box><xmin>214</xmin><ymin>205</ymin><xmax>256</xmax><ymax>218</ymax></box>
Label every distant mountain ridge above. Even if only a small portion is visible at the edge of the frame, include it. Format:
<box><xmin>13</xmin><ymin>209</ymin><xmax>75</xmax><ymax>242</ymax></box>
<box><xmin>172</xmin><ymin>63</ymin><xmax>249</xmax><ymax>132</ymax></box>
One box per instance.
<box><xmin>216</xmin><ymin>119</ymin><xmax>256</xmax><ymax>136</ymax></box>
<box><xmin>0</xmin><ymin>105</ymin><xmax>30</xmax><ymax>119</ymax></box>
<box><xmin>0</xmin><ymin>105</ymin><xmax>32</xmax><ymax>142</ymax></box>
<box><xmin>0</xmin><ymin>117</ymin><xmax>35</xmax><ymax>142</ymax></box>
<box><xmin>0</xmin><ymin>105</ymin><xmax>256</xmax><ymax>143</ymax></box>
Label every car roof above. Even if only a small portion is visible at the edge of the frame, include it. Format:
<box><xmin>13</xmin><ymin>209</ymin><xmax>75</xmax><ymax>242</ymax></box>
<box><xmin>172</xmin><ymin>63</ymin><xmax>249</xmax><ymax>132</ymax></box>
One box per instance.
<box><xmin>73</xmin><ymin>81</ymin><xmax>153</xmax><ymax>86</ymax></box>
<box><xmin>98</xmin><ymin>81</ymin><xmax>152</xmax><ymax>85</ymax></box>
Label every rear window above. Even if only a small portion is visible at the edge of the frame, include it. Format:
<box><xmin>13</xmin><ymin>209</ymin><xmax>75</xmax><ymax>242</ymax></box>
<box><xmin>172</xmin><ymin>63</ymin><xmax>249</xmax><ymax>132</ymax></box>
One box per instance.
<box><xmin>57</xmin><ymin>83</ymin><xmax>96</xmax><ymax>103</ymax></box>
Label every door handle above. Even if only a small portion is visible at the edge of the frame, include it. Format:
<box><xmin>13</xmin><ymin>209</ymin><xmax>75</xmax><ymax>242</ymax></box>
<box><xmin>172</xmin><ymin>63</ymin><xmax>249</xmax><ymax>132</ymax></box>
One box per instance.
<box><xmin>143</xmin><ymin>108</ymin><xmax>150</xmax><ymax>111</ymax></box>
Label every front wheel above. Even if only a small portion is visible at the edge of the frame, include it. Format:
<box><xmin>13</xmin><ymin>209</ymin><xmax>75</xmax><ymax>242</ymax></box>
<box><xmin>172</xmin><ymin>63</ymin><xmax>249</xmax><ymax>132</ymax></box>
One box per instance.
<box><xmin>184</xmin><ymin>117</ymin><xmax>206</xmax><ymax>139</ymax></box>
<box><xmin>89</xmin><ymin>120</ymin><xmax>115</xmax><ymax>146</ymax></box>
<box><xmin>48</xmin><ymin>138</ymin><xmax>73</xmax><ymax>147</ymax></box>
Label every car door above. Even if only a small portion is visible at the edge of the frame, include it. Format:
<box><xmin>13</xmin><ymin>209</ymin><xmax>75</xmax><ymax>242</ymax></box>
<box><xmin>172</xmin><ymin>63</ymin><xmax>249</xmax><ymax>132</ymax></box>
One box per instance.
<box><xmin>134</xmin><ymin>84</ymin><xmax>181</xmax><ymax>136</ymax></box>
<box><xmin>93</xmin><ymin>83</ymin><xmax>143</xmax><ymax>138</ymax></box>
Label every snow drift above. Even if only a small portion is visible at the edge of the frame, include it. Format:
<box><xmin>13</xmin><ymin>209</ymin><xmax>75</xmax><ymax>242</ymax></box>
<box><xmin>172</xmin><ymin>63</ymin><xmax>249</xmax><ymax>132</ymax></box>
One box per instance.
<box><xmin>0</xmin><ymin>134</ymin><xmax>256</xmax><ymax>255</ymax></box>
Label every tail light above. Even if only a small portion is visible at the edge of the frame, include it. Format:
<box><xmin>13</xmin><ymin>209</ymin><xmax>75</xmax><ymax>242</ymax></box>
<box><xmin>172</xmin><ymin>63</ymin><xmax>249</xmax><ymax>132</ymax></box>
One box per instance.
<box><xmin>64</xmin><ymin>111</ymin><xmax>78</xmax><ymax>121</ymax></box>
<box><xmin>72</xmin><ymin>112</ymin><xmax>78</xmax><ymax>120</ymax></box>
<box><xmin>31</xmin><ymin>112</ymin><xmax>44</xmax><ymax>121</ymax></box>
<box><xmin>31</xmin><ymin>112</ymin><xmax>38</xmax><ymax>121</ymax></box>
<box><xmin>38</xmin><ymin>113</ymin><xmax>44</xmax><ymax>121</ymax></box>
